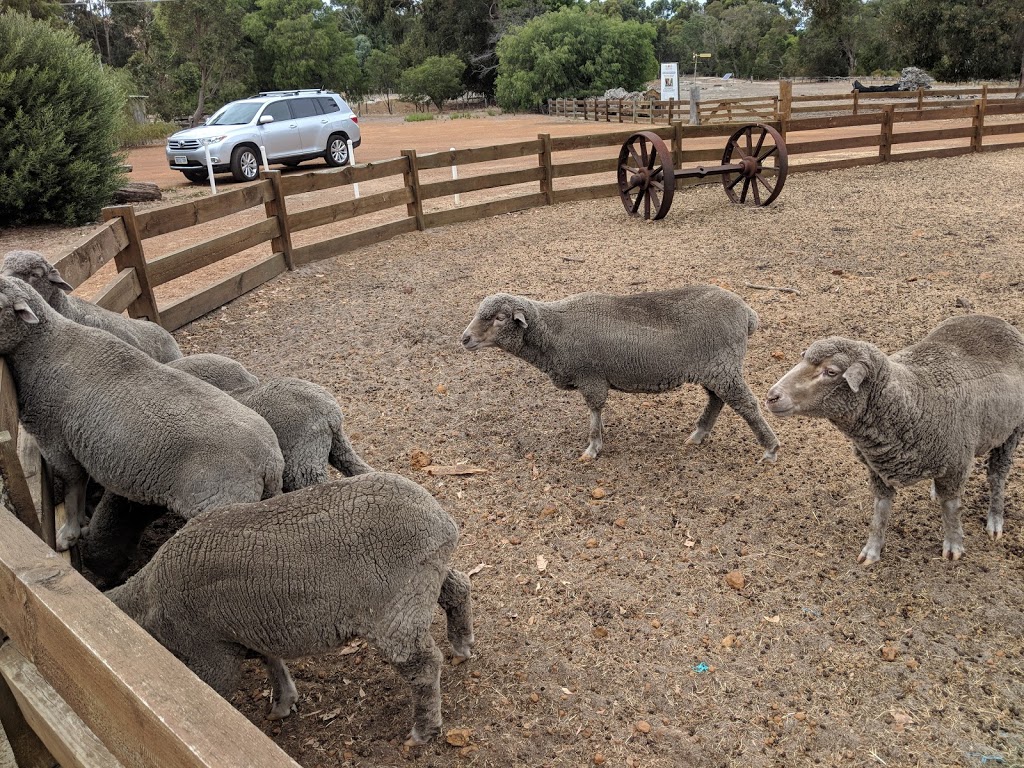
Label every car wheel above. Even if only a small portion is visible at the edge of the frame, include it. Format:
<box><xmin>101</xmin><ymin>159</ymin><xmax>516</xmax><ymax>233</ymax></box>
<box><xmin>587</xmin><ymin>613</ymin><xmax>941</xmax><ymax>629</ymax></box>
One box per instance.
<box><xmin>325</xmin><ymin>134</ymin><xmax>350</xmax><ymax>167</ymax></box>
<box><xmin>230</xmin><ymin>146</ymin><xmax>260</xmax><ymax>182</ymax></box>
<box><xmin>182</xmin><ymin>168</ymin><xmax>209</xmax><ymax>183</ymax></box>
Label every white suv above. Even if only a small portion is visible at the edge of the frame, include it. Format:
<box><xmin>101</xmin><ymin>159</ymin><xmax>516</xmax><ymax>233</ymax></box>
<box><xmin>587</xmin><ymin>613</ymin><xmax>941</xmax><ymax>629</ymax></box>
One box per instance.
<box><xmin>166</xmin><ymin>89</ymin><xmax>361</xmax><ymax>183</ymax></box>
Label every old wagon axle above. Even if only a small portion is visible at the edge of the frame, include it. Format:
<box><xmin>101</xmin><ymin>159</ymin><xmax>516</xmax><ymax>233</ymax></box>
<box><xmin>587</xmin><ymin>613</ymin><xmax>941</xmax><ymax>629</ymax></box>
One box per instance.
<box><xmin>618</xmin><ymin>123</ymin><xmax>788</xmax><ymax>220</ymax></box>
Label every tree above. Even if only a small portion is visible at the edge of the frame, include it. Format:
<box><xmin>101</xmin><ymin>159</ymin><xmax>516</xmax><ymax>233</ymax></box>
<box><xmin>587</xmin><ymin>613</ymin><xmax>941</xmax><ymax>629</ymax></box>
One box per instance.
<box><xmin>365</xmin><ymin>47</ymin><xmax>402</xmax><ymax>112</ymax></box>
<box><xmin>398</xmin><ymin>54</ymin><xmax>465</xmax><ymax>111</ymax></box>
<box><xmin>889</xmin><ymin>0</ymin><xmax>1023</xmax><ymax>83</ymax></box>
<box><xmin>156</xmin><ymin>0</ymin><xmax>253</xmax><ymax>126</ymax></box>
<box><xmin>494</xmin><ymin>7</ymin><xmax>657</xmax><ymax>112</ymax></box>
<box><xmin>0</xmin><ymin>11</ymin><xmax>125</xmax><ymax>226</ymax></box>
<box><xmin>243</xmin><ymin>0</ymin><xmax>362</xmax><ymax>96</ymax></box>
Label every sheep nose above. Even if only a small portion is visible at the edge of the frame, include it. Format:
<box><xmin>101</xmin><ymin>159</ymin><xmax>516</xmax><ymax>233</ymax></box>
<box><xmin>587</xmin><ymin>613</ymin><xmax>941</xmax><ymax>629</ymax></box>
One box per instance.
<box><xmin>765</xmin><ymin>387</ymin><xmax>781</xmax><ymax>404</ymax></box>
<box><xmin>461</xmin><ymin>332</ymin><xmax>470</xmax><ymax>346</ymax></box>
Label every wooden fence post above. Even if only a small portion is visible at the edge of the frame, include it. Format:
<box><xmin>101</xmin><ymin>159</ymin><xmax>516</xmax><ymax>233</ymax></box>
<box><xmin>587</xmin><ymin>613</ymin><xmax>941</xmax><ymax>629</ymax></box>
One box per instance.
<box><xmin>618</xmin><ymin>98</ymin><xmax>623</xmax><ymax>123</ymax></box>
<box><xmin>852</xmin><ymin>90</ymin><xmax>859</xmax><ymax>115</ymax></box>
<box><xmin>259</xmin><ymin>170</ymin><xmax>295</xmax><ymax>270</ymax></box>
<box><xmin>100</xmin><ymin>206</ymin><xmax>161</xmax><ymax>326</ymax></box>
<box><xmin>778</xmin><ymin>80</ymin><xmax>792</xmax><ymax>122</ymax></box>
<box><xmin>672</xmin><ymin>121</ymin><xmax>683</xmax><ymax>168</ymax></box>
<box><xmin>401</xmin><ymin>150</ymin><xmax>425</xmax><ymax>231</ymax></box>
<box><xmin>879</xmin><ymin>104</ymin><xmax>895</xmax><ymax>162</ymax></box>
<box><xmin>981</xmin><ymin>84</ymin><xmax>989</xmax><ymax>111</ymax></box>
<box><xmin>689</xmin><ymin>85</ymin><xmax>701</xmax><ymax>125</ymax></box>
<box><xmin>667</xmin><ymin>98</ymin><xmax>673</xmax><ymax>124</ymax></box>
<box><xmin>0</xmin><ymin>667</ymin><xmax>55</xmax><ymax>768</ymax></box>
<box><xmin>0</xmin><ymin>362</ymin><xmax>40</xmax><ymax>540</ymax></box>
<box><xmin>539</xmin><ymin>134</ymin><xmax>554</xmax><ymax>206</ymax></box>
<box><xmin>916</xmin><ymin>87</ymin><xmax>924</xmax><ymax>111</ymax></box>
<box><xmin>971</xmin><ymin>101</ymin><xmax>985</xmax><ymax>153</ymax></box>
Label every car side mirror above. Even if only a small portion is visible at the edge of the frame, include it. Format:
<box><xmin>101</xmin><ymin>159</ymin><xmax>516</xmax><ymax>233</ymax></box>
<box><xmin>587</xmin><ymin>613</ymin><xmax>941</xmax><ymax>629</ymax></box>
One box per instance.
<box><xmin>258</xmin><ymin>115</ymin><xmax>275</xmax><ymax>125</ymax></box>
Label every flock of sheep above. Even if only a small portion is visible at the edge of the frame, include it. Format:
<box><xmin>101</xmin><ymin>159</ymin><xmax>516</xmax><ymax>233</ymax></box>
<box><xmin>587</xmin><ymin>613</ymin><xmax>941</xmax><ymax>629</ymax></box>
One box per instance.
<box><xmin>2</xmin><ymin>246</ymin><xmax>1023</xmax><ymax>746</ymax></box>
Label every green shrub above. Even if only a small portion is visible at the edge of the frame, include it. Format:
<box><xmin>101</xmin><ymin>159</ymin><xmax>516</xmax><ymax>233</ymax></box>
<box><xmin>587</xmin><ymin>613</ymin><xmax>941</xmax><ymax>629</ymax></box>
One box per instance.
<box><xmin>448</xmin><ymin>112</ymin><xmax>475</xmax><ymax>120</ymax></box>
<box><xmin>118</xmin><ymin>121</ymin><xmax>178</xmax><ymax>149</ymax></box>
<box><xmin>0</xmin><ymin>11</ymin><xmax>127</xmax><ymax>226</ymax></box>
<box><xmin>404</xmin><ymin>112</ymin><xmax>435</xmax><ymax>122</ymax></box>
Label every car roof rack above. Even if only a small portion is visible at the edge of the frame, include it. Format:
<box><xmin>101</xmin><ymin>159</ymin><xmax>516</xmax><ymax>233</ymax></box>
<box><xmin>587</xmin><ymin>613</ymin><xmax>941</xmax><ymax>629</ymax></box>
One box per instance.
<box><xmin>256</xmin><ymin>89</ymin><xmax>334</xmax><ymax>97</ymax></box>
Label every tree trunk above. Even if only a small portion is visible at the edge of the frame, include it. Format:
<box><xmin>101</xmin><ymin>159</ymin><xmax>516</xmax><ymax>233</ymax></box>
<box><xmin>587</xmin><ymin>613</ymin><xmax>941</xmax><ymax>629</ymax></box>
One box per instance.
<box><xmin>191</xmin><ymin>72</ymin><xmax>209</xmax><ymax>128</ymax></box>
<box><xmin>111</xmin><ymin>182</ymin><xmax>162</xmax><ymax>204</ymax></box>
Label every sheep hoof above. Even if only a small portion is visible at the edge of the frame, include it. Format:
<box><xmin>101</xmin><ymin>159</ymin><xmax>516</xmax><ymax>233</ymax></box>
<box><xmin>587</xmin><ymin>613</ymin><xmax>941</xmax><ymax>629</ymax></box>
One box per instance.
<box><xmin>266</xmin><ymin>701</ymin><xmax>296</xmax><ymax>720</ymax></box>
<box><xmin>856</xmin><ymin>550</ymin><xmax>880</xmax><ymax>566</ymax></box>
<box><xmin>758</xmin><ymin>447</ymin><xmax>779</xmax><ymax>464</ymax></box>
<box><xmin>403</xmin><ymin>728</ymin><xmax>435</xmax><ymax>747</ymax></box>
<box><xmin>578</xmin><ymin>451</ymin><xmax>597</xmax><ymax>462</ymax></box>
<box><xmin>451</xmin><ymin>654</ymin><xmax>471</xmax><ymax>666</ymax></box>
<box><xmin>685</xmin><ymin>429</ymin><xmax>707</xmax><ymax>446</ymax></box>
<box><xmin>942</xmin><ymin>546</ymin><xmax>964</xmax><ymax>561</ymax></box>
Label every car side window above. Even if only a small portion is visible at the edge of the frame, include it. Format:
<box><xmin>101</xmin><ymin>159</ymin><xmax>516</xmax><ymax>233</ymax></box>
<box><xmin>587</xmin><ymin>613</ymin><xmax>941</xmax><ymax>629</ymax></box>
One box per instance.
<box><xmin>261</xmin><ymin>101</ymin><xmax>291</xmax><ymax>122</ymax></box>
<box><xmin>318</xmin><ymin>97</ymin><xmax>340</xmax><ymax>114</ymax></box>
<box><xmin>290</xmin><ymin>98</ymin><xmax>319</xmax><ymax>119</ymax></box>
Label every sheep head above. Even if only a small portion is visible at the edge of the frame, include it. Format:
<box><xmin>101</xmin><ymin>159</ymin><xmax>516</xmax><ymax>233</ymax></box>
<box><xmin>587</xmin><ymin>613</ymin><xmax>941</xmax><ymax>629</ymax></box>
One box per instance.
<box><xmin>461</xmin><ymin>294</ymin><xmax>532</xmax><ymax>352</ymax></box>
<box><xmin>765</xmin><ymin>337</ymin><xmax>879</xmax><ymax>420</ymax></box>
<box><xmin>0</xmin><ymin>277</ymin><xmax>44</xmax><ymax>353</ymax></box>
<box><xmin>1</xmin><ymin>251</ymin><xmax>74</xmax><ymax>306</ymax></box>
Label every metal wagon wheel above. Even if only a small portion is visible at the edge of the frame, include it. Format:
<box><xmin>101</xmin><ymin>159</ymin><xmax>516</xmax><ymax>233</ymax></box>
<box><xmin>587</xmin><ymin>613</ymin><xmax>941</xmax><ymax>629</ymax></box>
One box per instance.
<box><xmin>720</xmin><ymin>124</ymin><xmax>788</xmax><ymax>206</ymax></box>
<box><xmin>617</xmin><ymin>131</ymin><xmax>675</xmax><ymax>220</ymax></box>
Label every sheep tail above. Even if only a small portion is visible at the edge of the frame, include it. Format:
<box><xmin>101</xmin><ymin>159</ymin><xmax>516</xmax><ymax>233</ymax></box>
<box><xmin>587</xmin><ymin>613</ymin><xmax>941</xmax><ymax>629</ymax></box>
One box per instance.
<box><xmin>329</xmin><ymin>422</ymin><xmax>374</xmax><ymax>477</ymax></box>
<box><xmin>746</xmin><ymin>307</ymin><xmax>759</xmax><ymax>337</ymax></box>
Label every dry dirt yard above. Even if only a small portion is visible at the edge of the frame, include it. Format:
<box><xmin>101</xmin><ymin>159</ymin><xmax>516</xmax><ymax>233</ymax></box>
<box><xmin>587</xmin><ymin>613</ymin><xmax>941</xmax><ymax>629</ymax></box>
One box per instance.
<box><xmin>2</xmin><ymin>95</ymin><xmax>1023</xmax><ymax>768</ymax></box>
<box><xmin>153</xmin><ymin>147</ymin><xmax>1024</xmax><ymax>768</ymax></box>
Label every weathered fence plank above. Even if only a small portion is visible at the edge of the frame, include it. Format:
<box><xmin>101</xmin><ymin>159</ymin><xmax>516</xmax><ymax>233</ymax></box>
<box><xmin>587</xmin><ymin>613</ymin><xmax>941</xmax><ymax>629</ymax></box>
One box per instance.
<box><xmin>0</xmin><ymin>508</ymin><xmax>302</xmax><ymax>768</ymax></box>
<box><xmin>91</xmin><ymin>268</ymin><xmax>141</xmax><ymax>314</ymax></box>
<box><xmin>132</xmin><ymin>182</ymin><xmax>272</xmax><ymax>240</ymax></box>
<box><xmin>147</xmin><ymin>218</ymin><xmax>279</xmax><ymax>287</ymax></box>
<box><xmin>52</xmin><ymin>218</ymin><xmax>129</xmax><ymax>290</ymax></box>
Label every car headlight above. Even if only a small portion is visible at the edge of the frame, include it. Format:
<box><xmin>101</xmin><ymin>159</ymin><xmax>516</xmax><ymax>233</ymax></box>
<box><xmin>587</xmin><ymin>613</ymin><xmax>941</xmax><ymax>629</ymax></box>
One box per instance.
<box><xmin>200</xmin><ymin>136</ymin><xmax>227</xmax><ymax>146</ymax></box>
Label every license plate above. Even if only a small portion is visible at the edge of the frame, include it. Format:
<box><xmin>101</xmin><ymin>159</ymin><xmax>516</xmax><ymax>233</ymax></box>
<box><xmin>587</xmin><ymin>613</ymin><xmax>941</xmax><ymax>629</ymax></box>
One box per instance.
<box><xmin>174</xmin><ymin>155</ymin><xmax>187</xmax><ymax>165</ymax></box>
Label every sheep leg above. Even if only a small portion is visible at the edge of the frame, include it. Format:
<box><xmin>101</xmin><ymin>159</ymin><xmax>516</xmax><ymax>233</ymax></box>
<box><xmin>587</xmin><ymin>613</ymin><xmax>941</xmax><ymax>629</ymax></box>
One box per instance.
<box><xmin>263</xmin><ymin>656</ymin><xmax>299</xmax><ymax>720</ymax></box>
<box><xmin>986</xmin><ymin>428</ymin><xmax>1022</xmax><ymax>540</ymax></box>
<box><xmin>858</xmin><ymin>470</ymin><xmax>895</xmax><ymax>565</ymax></box>
<box><xmin>714</xmin><ymin>377</ymin><xmax>780</xmax><ymax>463</ymax></box>
<box><xmin>379</xmin><ymin>637</ymin><xmax>444</xmax><ymax>746</ymax></box>
<box><xmin>579</xmin><ymin>381</ymin><xmax>609</xmax><ymax>460</ymax></box>
<box><xmin>56</xmin><ymin>478</ymin><xmax>87</xmax><ymax>551</ymax></box>
<box><xmin>686</xmin><ymin>387</ymin><xmax>724</xmax><ymax>446</ymax></box>
<box><xmin>930</xmin><ymin>474</ymin><xmax>967</xmax><ymax>560</ymax></box>
<box><xmin>329</xmin><ymin>422</ymin><xmax>374</xmax><ymax>476</ymax></box>
<box><xmin>438</xmin><ymin>569</ymin><xmax>475</xmax><ymax>663</ymax></box>
<box><xmin>82</xmin><ymin>493</ymin><xmax>165</xmax><ymax>587</ymax></box>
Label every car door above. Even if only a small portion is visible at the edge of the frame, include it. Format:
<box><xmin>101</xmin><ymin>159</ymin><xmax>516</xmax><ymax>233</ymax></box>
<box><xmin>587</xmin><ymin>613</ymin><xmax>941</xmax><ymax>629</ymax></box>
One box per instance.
<box><xmin>287</xmin><ymin>97</ymin><xmax>324</xmax><ymax>154</ymax></box>
<box><xmin>257</xmin><ymin>100</ymin><xmax>300</xmax><ymax>159</ymax></box>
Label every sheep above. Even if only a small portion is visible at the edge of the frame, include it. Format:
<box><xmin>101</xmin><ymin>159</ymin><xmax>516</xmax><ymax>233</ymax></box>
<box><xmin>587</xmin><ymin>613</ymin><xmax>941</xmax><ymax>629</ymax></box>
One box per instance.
<box><xmin>83</xmin><ymin>353</ymin><xmax>373</xmax><ymax>583</ymax></box>
<box><xmin>764</xmin><ymin>314</ymin><xmax>1024</xmax><ymax>563</ymax></box>
<box><xmin>1</xmin><ymin>250</ymin><xmax>182</xmax><ymax>362</ymax></box>
<box><xmin>168</xmin><ymin>353</ymin><xmax>373</xmax><ymax>488</ymax></box>
<box><xmin>105</xmin><ymin>471</ymin><xmax>475</xmax><ymax>746</ymax></box>
<box><xmin>461</xmin><ymin>287</ymin><xmax>779</xmax><ymax>462</ymax></box>
<box><xmin>0</xmin><ymin>276</ymin><xmax>284</xmax><ymax>551</ymax></box>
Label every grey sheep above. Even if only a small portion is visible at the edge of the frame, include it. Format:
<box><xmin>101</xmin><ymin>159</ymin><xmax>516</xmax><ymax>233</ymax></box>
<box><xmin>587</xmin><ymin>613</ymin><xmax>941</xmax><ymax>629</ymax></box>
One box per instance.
<box><xmin>1</xmin><ymin>250</ymin><xmax>182</xmax><ymax>362</ymax></box>
<box><xmin>0</xmin><ymin>276</ymin><xmax>284</xmax><ymax>550</ymax></box>
<box><xmin>84</xmin><ymin>353</ymin><xmax>373</xmax><ymax>583</ymax></box>
<box><xmin>106</xmin><ymin>472</ymin><xmax>475</xmax><ymax>746</ymax></box>
<box><xmin>765</xmin><ymin>314</ymin><xmax>1024</xmax><ymax>563</ymax></box>
<box><xmin>462</xmin><ymin>287</ymin><xmax>780</xmax><ymax>462</ymax></box>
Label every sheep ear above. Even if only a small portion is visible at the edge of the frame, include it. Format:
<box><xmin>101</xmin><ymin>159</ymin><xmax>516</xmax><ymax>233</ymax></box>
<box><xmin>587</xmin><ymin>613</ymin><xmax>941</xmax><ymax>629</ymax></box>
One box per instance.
<box><xmin>512</xmin><ymin>311</ymin><xmax>528</xmax><ymax>329</ymax></box>
<box><xmin>842</xmin><ymin>361</ymin><xmax>868</xmax><ymax>392</ymax></box>
<box><xmin>13</xmin><ymin>300</ymin><xmax>39</xmax><ymax>325</ymax></box>
<box><xmin>48</xmin><ymin>270</ymin><xmax>74</xmax><ymax>293</ymax></box>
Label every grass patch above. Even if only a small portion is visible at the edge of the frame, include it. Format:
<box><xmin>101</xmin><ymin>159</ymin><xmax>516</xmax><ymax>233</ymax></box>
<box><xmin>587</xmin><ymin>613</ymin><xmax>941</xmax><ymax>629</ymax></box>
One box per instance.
<box><xmin>405</xmin><ymin>112</ymin><xmax>435</xmax><ymax>122</ymax></box>
<box><xmin>448</xmin><ymin>112</ymin><xmax>476</xmax><ymax>120</ymax></box>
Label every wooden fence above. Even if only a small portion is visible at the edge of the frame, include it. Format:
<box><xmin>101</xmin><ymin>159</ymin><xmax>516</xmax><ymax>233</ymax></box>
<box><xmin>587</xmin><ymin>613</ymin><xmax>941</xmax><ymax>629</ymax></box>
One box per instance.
<box><xmin>1</xmin><ymin>96</ymin><xmax>1023</xmax><ymax>767</ymax></box>
<box><xmin>548</xmin><ymin>82</ymin><xmax>1023</xmax><ymax>125</ymax></box>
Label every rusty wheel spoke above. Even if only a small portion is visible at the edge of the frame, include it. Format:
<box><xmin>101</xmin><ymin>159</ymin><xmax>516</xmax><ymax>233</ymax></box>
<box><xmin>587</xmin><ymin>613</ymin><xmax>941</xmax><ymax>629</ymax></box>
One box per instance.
<box><xmin>630</xmin><ymin>190</ymin><xmax>643</xmax><ymax>215</ymax></box>
<box><xmin>739</xmin><ymin>177</ymin><xmax>751</xmax><ymax>203</ymax></box>
<box><xmin>726</xmin><ymin>173</ymin><xmax>743</xmax><ymax>191</ymax></box>
<box><xmin>755</xmin><ymin>173</ymin><xmax>776</xmax><ymax>196</ymax></box>
<box><xmin>751</xmin><ymin>175</ymin><xmax>761</xmax><ymax>205</ymax></box>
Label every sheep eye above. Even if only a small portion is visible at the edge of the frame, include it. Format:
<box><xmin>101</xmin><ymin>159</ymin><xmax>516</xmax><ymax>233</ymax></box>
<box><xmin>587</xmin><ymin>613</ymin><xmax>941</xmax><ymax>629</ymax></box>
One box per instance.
<box><xmin>494</xmin><ymin>313</ymin><xmax>507</xmax><ymax>322</ymax></box>
<box><xmin>822</xmin><ymin>367</ymin><xmax>838</xmax><ymax>378</ymax></box>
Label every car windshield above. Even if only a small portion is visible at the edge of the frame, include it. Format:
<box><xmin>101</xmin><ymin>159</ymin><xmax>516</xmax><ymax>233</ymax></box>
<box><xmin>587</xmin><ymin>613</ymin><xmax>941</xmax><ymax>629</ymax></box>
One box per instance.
<box><xmin>207</xmin><ymin>102</ymin><xmax>261</xmax><ymax>126</ymax></box>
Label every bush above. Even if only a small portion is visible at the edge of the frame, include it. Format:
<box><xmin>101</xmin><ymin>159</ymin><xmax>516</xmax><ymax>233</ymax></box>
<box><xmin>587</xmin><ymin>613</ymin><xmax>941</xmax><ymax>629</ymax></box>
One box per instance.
<box><xmin>399</xmin><ymin>55</ymin><xmax>466</xmax><ymax>112</ymax></box>
<box><xmin>0</xmin><ymin>11</ymin><xmax>127</xmax><ymax>226</ymax></box>
<box><xmin>119</xmin><ymin>121</ymin><xmax>178</xmax><ymax>149</ymax></box>
<box><xmin>404</xmin><ymin>112</ymin><xmax>435</xmax><ymax>122</ymax></box>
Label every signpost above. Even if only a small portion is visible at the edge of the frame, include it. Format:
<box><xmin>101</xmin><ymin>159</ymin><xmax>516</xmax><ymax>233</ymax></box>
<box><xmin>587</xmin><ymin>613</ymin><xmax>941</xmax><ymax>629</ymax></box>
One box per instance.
<box><xmin>692</xmin><ymin>52</ymin><xmax>712</xmax><ymax>84</ymax></box>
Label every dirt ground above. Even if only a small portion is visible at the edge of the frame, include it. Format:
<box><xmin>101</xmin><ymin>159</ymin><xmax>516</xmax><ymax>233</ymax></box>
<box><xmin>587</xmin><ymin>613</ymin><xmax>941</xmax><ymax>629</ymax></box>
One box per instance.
<box><xmin>2</xmin><ymin>81</ymin><xmax>1024</xmax><ymax>768</ymax></box>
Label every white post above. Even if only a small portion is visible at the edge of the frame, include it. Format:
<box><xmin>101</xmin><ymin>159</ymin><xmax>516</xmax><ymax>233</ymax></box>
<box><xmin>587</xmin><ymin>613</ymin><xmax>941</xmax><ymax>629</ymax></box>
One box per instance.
<box><xmin>347</xmin><ymin>139</ymin><xmax>359</xmax><ymax>198</ymax></box>
<box><xmin>203</xmin><ymin>143</ymin><xmax>217</xmax><ymax>194</ymax></box>
<box><xmin>451</xmin><ymin>147</ymin><xmax>461</xmax><ymax>207</ymax></box>
<box><xmin>259</xmin><ymin>145</ymin><xmax>270</xmax><ymax>172</ymax></box>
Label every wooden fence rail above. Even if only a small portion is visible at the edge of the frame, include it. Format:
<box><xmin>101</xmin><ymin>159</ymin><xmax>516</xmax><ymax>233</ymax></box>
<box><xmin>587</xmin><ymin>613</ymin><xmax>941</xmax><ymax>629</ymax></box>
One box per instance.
<box><xmin>0</xmin><ymin>94</ymin><xmax>1022</xmax><ymax>767</ymax></box>
<box><xmin>548</xmin><ymin>83</ymin><xmax>1022</xmax><ymax>125</ymax></box>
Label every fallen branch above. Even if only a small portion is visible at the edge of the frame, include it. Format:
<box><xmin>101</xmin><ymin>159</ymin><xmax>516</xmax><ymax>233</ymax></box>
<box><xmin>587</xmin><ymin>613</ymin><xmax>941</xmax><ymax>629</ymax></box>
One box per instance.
<box><xmin>561</xmin><ymin>256</ymin><xmax>586</xmax><ymax>263</ymax></box>
<box><xmin>745</xmin><ymin>283</ymin><xmax>801</xmax><ymax>296</ymax></box>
